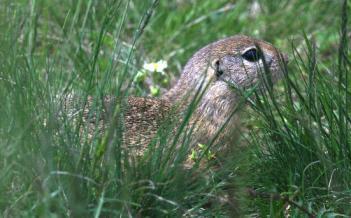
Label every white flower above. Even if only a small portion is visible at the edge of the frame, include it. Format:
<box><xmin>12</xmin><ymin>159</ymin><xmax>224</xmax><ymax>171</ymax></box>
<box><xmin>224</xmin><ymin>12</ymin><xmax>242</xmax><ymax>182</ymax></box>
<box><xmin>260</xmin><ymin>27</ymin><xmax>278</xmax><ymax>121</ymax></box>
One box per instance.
<box><xmin>143</xmin><ymin>60</ymin><xmax>168</xmax><ymax>73</ymax></box>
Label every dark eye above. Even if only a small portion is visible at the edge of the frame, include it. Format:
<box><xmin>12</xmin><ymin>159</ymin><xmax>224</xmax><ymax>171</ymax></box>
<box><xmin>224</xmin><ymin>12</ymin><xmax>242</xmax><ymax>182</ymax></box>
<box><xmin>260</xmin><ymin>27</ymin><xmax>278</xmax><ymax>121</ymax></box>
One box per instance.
<box><xmin>242</xmin><ymin>48</ymin><xmax>261</xmax><ymax>62</ymax></box>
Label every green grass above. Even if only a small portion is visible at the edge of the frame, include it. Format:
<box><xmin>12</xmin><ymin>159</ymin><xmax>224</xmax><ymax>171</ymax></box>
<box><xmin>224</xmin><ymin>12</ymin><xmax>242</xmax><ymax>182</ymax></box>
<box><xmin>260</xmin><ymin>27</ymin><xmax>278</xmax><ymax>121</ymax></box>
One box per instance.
<box><xmin>0</xmin><ymin>0</ymin><xmax>350</xmax><ymax>217</ymax></box>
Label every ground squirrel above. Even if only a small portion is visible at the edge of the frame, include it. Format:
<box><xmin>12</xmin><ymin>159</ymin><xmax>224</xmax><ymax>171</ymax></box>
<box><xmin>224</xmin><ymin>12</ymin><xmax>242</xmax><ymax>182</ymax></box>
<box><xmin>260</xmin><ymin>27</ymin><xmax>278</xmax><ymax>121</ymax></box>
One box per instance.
<box><xmin>67</xmin><ymin>35</ymin><xmax>287</xmax><ymax>156</ymax></box>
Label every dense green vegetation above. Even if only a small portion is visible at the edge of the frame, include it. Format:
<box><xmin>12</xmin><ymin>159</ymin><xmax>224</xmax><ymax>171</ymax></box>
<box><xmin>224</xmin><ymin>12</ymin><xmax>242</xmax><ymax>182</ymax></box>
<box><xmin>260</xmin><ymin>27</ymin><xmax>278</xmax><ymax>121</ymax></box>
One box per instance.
<box><xmin>0</xmin><ymin>0</ymin><xmax>350</xmax><ymax>217</ymax></box>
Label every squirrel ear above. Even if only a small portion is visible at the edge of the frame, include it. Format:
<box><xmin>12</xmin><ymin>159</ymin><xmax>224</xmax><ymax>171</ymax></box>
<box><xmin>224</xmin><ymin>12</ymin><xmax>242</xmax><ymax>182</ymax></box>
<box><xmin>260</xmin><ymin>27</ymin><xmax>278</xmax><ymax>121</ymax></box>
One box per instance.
<box><xmin>213</xmin><ymin>59</ymin><xmax>223</xmax><ymax>77</ymax></box>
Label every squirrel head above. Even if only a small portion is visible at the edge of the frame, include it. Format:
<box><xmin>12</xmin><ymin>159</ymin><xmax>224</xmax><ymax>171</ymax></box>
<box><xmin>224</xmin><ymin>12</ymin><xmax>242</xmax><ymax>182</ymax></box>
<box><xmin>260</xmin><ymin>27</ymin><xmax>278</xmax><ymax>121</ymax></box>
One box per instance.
<box><xmin>165</xmin><ymin>35</ymin><xmax>288</xmax><ymax>102</ymax></box>
<box><xmin>163</xmin><ymin>35</ymin><xmax>288</xmax><ymax>138</ymax></box>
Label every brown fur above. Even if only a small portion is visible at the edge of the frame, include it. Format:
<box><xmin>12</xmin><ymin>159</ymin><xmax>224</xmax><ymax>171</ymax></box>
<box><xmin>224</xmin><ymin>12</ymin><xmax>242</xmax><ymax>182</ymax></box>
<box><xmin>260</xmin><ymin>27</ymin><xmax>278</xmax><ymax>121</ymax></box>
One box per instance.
<box><xmin>122</xmin><ymin>97</ymin><xmax>173</xmax><ymax>154</ymax></box>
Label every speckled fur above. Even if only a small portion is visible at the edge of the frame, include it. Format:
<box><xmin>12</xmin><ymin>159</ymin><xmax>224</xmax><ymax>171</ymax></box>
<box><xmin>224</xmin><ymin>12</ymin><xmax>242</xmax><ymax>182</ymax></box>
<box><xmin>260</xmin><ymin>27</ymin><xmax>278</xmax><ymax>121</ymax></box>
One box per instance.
<box><xmin>122</xmin><ymin>97</ymin><xmax>173</xmax><ymax>154</ymax></box>
<box><xmin>62</xmin><ymin>95</ymin><xmax>174</xmax><ymax>155</ymax></box>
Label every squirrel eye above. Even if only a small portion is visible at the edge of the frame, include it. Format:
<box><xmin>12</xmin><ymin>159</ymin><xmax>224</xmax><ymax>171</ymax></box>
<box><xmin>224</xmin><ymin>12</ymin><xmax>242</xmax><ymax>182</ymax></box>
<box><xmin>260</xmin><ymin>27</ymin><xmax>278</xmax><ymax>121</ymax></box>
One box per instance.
<box><xmin>242</xmin><ymin>48</ymin><xmax>261</xmax><ymax>62</ymax></box>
